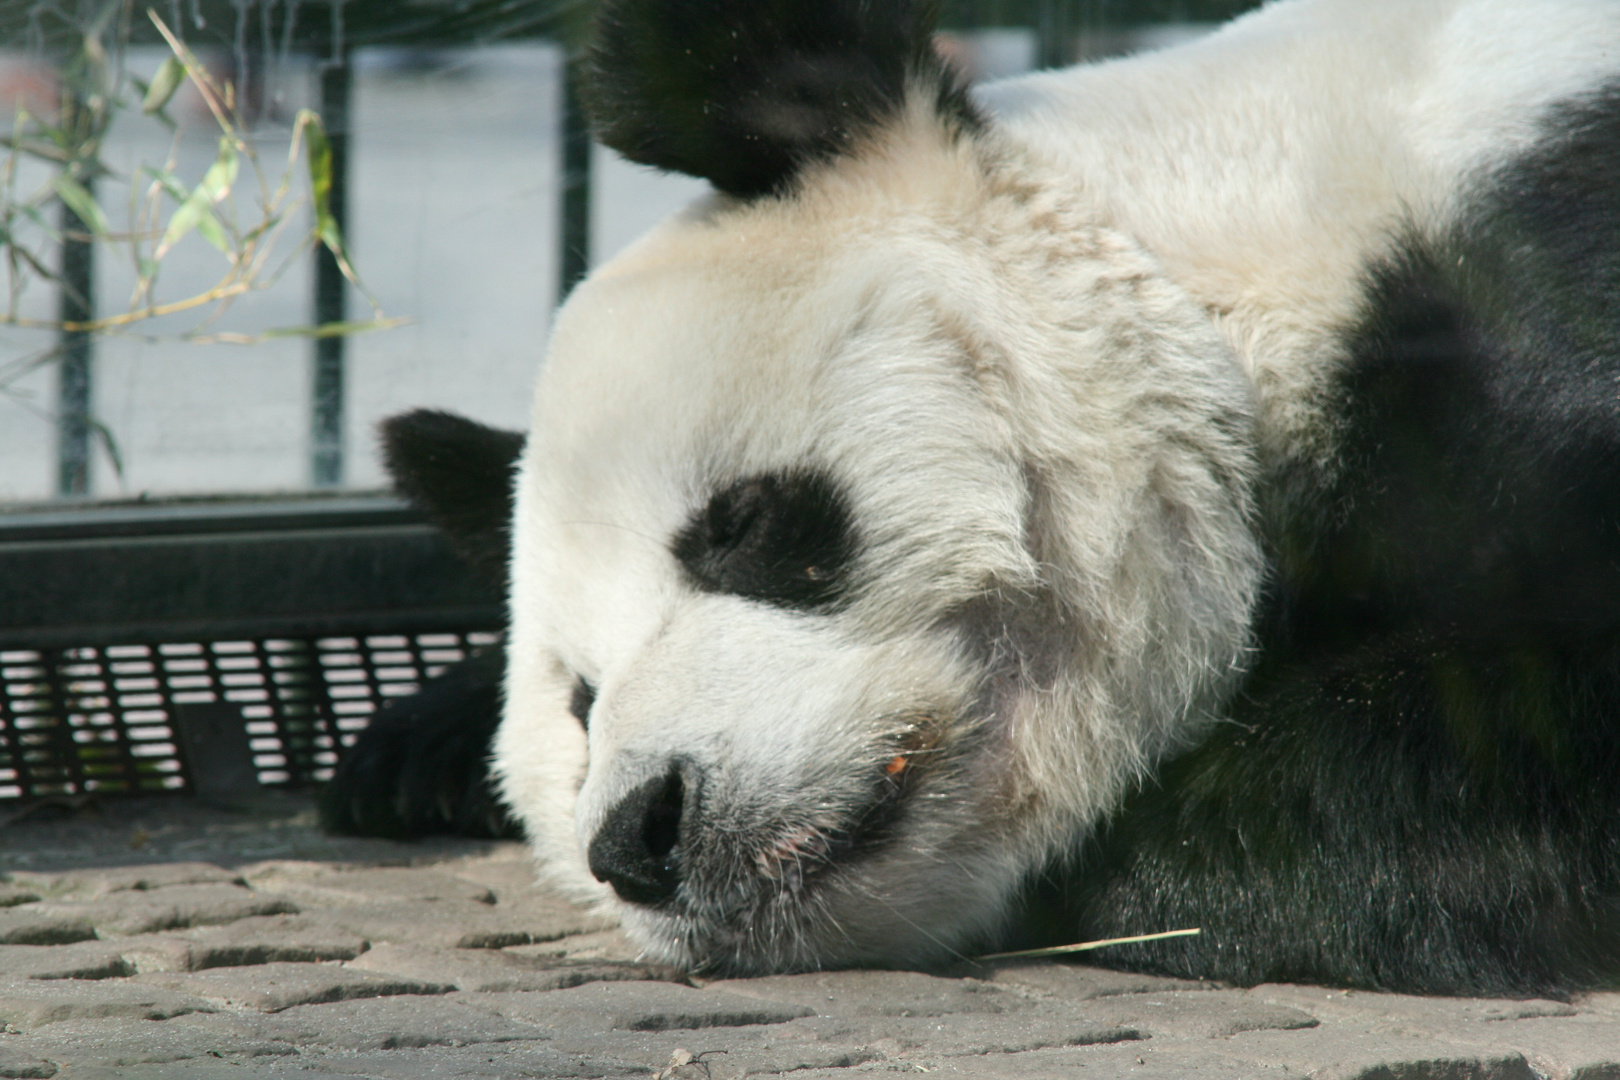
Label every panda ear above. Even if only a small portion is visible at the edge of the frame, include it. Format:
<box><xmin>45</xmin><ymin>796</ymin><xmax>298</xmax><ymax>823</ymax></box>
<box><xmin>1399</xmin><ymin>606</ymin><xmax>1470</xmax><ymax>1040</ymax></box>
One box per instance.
<box><xmin>581</xmin><ymin>0</ymin><xmax>977</xmax><ymax>198</ymax></box>
<box><xmin>379</xmin><ymin>409</ymin><xmax>525</xmax><ymax>594</ymax></box>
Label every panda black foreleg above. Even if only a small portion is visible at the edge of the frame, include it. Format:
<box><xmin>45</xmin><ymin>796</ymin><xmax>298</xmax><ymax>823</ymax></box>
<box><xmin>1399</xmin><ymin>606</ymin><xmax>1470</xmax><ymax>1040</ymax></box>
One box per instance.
<box><xmin>320</xmin><ymin>409</ymin><xmax>526</xmax><ymax>840</ymax></box>
<box><xmin>319</xmin><ymin>645</ymin><xmax>518</xmax><ymax>839</ymax></box>
<box><xmin>1052</xmin><ymin>628</ymin><xmax>1620</xmax><ymax>997</ymax></box>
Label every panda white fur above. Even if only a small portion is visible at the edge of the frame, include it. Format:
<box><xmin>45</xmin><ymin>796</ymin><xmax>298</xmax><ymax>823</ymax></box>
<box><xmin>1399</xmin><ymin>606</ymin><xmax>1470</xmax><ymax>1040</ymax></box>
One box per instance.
<box><xmin>331</xmin><ymin>0</ymin><xmax>1620</xmax><ymax>995</ymax></box>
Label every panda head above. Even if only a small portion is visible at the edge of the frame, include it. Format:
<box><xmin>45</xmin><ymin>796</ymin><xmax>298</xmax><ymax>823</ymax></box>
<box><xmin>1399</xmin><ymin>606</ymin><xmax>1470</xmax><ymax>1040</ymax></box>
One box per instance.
<box><xmin>497</xmin><ymin>0</ymin><xmax>1264</xmax><ymax>974</ymax></box>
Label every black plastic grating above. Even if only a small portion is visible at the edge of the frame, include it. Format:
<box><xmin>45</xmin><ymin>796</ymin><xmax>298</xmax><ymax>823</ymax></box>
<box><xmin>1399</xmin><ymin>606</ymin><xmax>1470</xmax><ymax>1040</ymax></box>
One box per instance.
<box><xmin>0</xmin><ymin>630</ymin><xmax>499</xmax><ymax>800</ymax></box>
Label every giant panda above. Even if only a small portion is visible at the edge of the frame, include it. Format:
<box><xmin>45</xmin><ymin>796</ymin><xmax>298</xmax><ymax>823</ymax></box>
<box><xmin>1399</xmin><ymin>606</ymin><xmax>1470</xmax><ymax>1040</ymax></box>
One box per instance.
<box><xmin>326</xmin><ymin>0</ymin><xmax>1620</xmax><ymax>997</ymax></box>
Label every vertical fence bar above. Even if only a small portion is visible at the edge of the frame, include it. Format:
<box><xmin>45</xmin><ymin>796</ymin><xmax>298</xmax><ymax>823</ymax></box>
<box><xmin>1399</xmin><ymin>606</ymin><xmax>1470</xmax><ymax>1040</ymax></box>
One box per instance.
<box><xmin>557</xmin><ymin>48</ymin><xmax>591</xmax><ymax>306</ymax></box>
<box><xmin>55</xmin><ymin>73</ymin><xmax>95</xmax><ymax>500</ymax></box>
<box><xmin>311</xmin><ymin>46</ymin><xmax>352</xmax><ymax>488</ymax></box>
<box><xmin>56</xmin><ymin>192</ymin><xmax>94</xmax><ymax>497</ymax></box>
<box><xmin>1036</xmin><ymin>0</ymin><xmax>1073</xmax><ymax>69</ymax></box>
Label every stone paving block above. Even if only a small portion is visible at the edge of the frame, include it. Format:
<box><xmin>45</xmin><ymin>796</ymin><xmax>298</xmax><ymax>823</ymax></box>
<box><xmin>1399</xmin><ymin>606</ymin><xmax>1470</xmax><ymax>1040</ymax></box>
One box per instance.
<box><xmin>435</xmin><ymin>844</ymin><xmax>540</xmax><ymax>898</ymax></box>
<box><xmin>1444</xmin><ymin>1015</ymin><xmax>1620</xmax><ymax>1080</ymax></box>
<box><xmin>504</xmin><ymin>928</ymin><xmax>643</xmax><ymax>963</ymax></box>
<box><xmin>121</xmin><ymin>915</ymin><xmax>370</xmax><ymax>974</ymax></box>
<box><xmin>288</xmin><ymin>1044</ymin><xmax>639</xmax><ymax>1079</ymax></box>
<box><xmin>1075</xmin><ymin>988</ymin><xmax>1319</xmax><ymax>1039</ymax></box>
<box><xmin>483</xmin><ymin>895</ymin><xmax>618</xmax><ymax>941</ymax></box>
<box><xmin>834</xmin><ymin>1040</ymin><xmax>1294</xmax><ymax>1079</ymax></box>
<box><xmin>1225</xmin><ymin>1024</ymin><xmax>1538</xmax><ymax>1080</ymax></box>
<box><xmin>110</xmin><ymin>938</ymin><xmax>195</xmax><ymax>976</ymax></box>
<box><xmin>0</xmin><ymin>945</ymin><xmax>128</xmax><ymax>982</ymax></box>
<box><xmin>708</xmin><ymin>970</ymin><xmax>1032</xmax><ymax>1020</ymax></box>
<box><xmin>0</xmin><ymin>914</ymin><xmax>94</xmax><ymax>949</ymax></box>
<box><xmin>253</xmin><ymin>994</ymin><xmax>550</xmax><ymax>1050</ymax></box>
<box><xmin>22</xmin><ymin>885</ymin><xmax>297</xmax><ymax>937</ymax></box>
<box><xmin>9</xmin><ymin>865</ymin><xmax>240</xmax><ymax>900</ymax></box>
<box><xmin>787</xmin><ymin>1011</ymin><xmax>1141</xmax><ymax>1059</ymax></box>
<box><xmin>440</xmin><ymin>856</ymin><xmax>618</xmax><ymax>931</ymax></box>
<box><xmin>0</xmin><ymin>978</ymin><xmax>212</xmax><ymax>1030</ymax></box>
<box><xmin>136</xmin><ymin>961</ymin><xmax>450</xmax><ymax>1012</ymax></box>
<box><xmin>1582</xmin><ymin>992</ymin><xmax>1620</xmax><ymax>1017</ymax></box>
<box><xmin>1251</xmin><ymin>983</ymin><xmax>1580</xmax><ymax>1036</ymax></box>
<box><xmin>241</xmin><ymin>865</ymin><xmax>496</xmax><ymax>907</ymax></box>
<box><xmin>0</xmin><ymin>889</ymin><xmax>40</xmax><ymax>911</ymax></box>
<box><xmin>347</xmin><ymin>941</ymin><xmax>686</xmax><ymax>992</ymax></box>
<box><xmin>0</xmin><ymin>1042</ymin><xmax>56</xmax><ymax>1078</ymax></box>
<box><xmin>53</xmin><ymin>1043</ymin><xmax>634</xmax><ymax>1079</ymax></box>
<box><xmin>49</xmin><ymin>1066</ymin><xmax>288</xmax><ymax>1080</ymax></box>
<box><xmin>319</xmin><ymin>899</ymin><xmax>577</xmax><ymax>949</ymax></box>
<box><xmin>539</xmin><ymin>1024</ymin><xmax>887</xmax><ymax>1078</ymax></box>
<box><xmin>468</xmin><ymin>981</ymin><xmax>817</xmax><ymax>1032</ymax></box>
<box><xmin>979</xmin><ymin>959</ymin><xmax>1219</xmax><ymax>1000</ymax></box>
<box><xmin>7</xmin><ymin>1013</ymin><xmax>296</xmax><ymax>1068</ymax></box>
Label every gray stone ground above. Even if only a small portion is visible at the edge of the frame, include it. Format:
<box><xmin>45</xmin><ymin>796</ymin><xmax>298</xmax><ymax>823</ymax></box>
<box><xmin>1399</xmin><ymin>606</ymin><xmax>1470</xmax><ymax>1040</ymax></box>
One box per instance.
<box><xmin>1</xmin><ymin>795</ymin><xmax>1618</xmax><ymax>1079</ymax></box>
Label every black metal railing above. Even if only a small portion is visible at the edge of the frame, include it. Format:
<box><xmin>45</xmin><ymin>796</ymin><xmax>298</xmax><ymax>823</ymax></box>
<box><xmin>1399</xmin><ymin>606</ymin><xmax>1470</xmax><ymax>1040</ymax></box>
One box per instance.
<box><xmin>0</xmin><ymin>497</ymin><xmax>502</xmax><ymax>801</ymax></box>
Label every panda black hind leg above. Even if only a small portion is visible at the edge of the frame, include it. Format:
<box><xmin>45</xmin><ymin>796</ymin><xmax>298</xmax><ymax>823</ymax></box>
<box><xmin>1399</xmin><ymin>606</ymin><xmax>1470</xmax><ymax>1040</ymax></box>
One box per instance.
<box><xmin>1049</xmin><ymin>86</ymin><xmax>1620</xmax><ymax>997</ymax></box>
<box><xmin>1056</xmin><ymin>628</ymin><xmax>1620</xmax><ymax>997</ymax></box>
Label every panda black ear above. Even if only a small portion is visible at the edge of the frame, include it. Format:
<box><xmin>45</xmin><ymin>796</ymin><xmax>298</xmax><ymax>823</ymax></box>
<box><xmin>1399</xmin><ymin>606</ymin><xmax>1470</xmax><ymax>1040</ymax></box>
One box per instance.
<box><xmin>581</xmin><ymin>0</ymin><xmax>977</xmax><ymax>198</ymax></box>
<box><xmin>379</xmin><ymin>409</ymin><xmax>525</xmax><ymax>594</ymax></box>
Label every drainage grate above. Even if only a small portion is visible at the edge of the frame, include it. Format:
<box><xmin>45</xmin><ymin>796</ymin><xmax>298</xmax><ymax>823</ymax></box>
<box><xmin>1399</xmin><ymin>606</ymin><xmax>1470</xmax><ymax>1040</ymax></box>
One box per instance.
<box><xmin>0</xmin><ymin>629</ymin><xmax>499</xmax><ymax>800</ymax></box>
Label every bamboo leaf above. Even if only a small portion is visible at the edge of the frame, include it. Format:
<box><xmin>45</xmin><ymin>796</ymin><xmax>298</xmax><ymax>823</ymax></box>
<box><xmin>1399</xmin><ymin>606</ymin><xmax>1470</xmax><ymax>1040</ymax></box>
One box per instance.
<box><xmin>141</xmin><ymin>165</ymin><xmax>190</xmax><ymax>204</ymax></box>
<box><xmin>300</xmin><ymin>109</ymin><xmax>351</xmax><ymax>262</ymax></box>
<box><xmin>302</xmin><ymin>109</ymin><xmax>331</xmax><ymax>215</ymax></box>
<box><xmin>156</xmin><ymin>197</ymin><xmax>210</xmax><ymax>257</ymax></box>
<box><xmin>193</xmin><ymin>211</ymin><xmax>228</xmax><ymax>252</ymax></box>
<box><xmin>317</xmin><ymin>217</ymin><xmax>347</xmax><ymax>260</ymax></box>
<box><xmin>259</xmin><ymin>316</ymin><xmax>411</xmax><ymax>340</ymax></box>
<box><xmin>142</xmin><ymin>57</ymin><xmax>185</xmax><ymax>115</ymax></box>
<box><xmin>52</xmin><ymin>176</ymin><xmax>111</xmax><ymax>236</ymax></box>
<box><xmin>155</xmin><ymin>136</ymin><xmax>238</xmax><ymax>257</ymax></box>
<box><xmin>197</xmin><ymin>137</ymin><xmax>240</xmax><ymax>202</ymax></box>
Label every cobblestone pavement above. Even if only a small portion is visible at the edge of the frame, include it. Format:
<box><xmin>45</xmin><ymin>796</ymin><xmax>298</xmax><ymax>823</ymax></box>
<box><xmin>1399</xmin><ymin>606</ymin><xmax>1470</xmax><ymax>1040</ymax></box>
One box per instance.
<box><xmin>2</xmin><ymin>795</ymin><xmax>1618</xmax><ymax>1078</ymax></box>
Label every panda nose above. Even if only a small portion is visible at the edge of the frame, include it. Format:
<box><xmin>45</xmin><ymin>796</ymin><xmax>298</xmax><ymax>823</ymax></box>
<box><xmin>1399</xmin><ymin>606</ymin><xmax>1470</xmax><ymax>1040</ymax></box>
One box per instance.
<box><xmin>587</xmin><ymin>767</ymin><xmax>687</xmax><ymax>905</ymax></box>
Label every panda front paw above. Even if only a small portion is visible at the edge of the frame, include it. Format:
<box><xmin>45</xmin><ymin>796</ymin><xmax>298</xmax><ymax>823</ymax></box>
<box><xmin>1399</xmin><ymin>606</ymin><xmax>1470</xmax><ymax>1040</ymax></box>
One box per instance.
<box><xmin>319</xmin><ymin>647</ymin><xmax>519</xmax><ymax>840</ymax></box>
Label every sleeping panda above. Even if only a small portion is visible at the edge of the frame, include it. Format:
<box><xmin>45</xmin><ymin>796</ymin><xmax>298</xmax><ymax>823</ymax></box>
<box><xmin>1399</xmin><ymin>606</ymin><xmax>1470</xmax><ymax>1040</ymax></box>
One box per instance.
<box><xmin>325</xmin><ymin>0</ymin><xmax>1620</xmax><ymax>996</ymax></box>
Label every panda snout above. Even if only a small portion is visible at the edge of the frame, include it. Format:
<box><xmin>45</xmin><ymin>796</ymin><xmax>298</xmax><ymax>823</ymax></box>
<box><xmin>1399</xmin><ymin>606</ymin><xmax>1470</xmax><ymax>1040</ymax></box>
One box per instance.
<box><xmin>587</xmin><ymin>765</ymin><xmax>689</xmax><ymax>906</ymax></box>
<box><xmin>584</xmin><ymin>734</ymin><xmax>936</xmax><ymax>911</ymax></box>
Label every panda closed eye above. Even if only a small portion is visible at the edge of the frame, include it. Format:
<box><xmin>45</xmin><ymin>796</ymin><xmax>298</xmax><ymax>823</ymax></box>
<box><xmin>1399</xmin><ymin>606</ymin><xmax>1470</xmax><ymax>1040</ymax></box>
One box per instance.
<box><xmin>671</xmin><ymin>469</ymin><xmax>858</xmax><ymax>612</ymax></box>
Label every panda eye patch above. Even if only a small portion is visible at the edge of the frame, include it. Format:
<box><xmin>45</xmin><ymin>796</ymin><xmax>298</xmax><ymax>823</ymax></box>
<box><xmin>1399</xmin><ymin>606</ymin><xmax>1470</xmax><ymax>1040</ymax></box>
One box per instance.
<box><xmin>569</xmin><ymin>678</ymin><xmax>596</xmax><ymax>730</ymax></box>
<box><xmin>672</xmin><ymin>469</ymin><xmax>856</xmax><ymax>611</ymax></box>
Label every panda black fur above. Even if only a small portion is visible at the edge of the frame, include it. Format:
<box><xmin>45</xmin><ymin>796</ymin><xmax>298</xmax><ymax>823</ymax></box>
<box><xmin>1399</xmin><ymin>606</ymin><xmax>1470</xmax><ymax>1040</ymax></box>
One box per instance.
<box><xmin>327</xmin><ymin>0</ymin><xmax>1620</xmax><ymax>995</ymax></box>
<box><xmin>319</xmin><ymin>411</ymin><xmax>522</xmax><ymax>841</ymax></box>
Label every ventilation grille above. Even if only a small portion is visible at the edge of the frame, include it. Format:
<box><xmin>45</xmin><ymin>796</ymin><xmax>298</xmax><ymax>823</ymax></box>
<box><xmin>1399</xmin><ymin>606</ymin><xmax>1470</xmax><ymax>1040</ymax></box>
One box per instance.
<box><xmin>0</xmin><ymin>630</ymin><xmax>499</xmax><ymax>800</ymax></box>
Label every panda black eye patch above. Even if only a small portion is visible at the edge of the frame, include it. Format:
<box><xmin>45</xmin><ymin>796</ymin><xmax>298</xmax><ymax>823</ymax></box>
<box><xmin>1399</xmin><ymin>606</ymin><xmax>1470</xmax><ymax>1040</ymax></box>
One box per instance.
<box><xmin>672</xmin><ymin>470</ymin><xmax>857</xmax><ymax>611</ymax></box>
